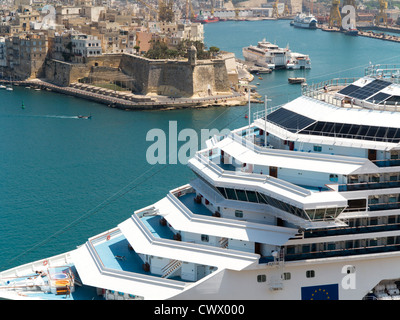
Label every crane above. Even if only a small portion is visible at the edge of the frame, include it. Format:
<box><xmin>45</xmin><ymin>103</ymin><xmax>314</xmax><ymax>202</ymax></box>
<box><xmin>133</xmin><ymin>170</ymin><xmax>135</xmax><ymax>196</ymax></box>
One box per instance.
<box><xmin>134</xmin><ymin>0</ymin><xmax>174</xmax><ymax>22</ymax></box>
<box><xmin>185</xmin><ymin>0</ymin><xmax>195</xmax><ymax>23</ymax></box>
<box><xmin>134</xmin><ymin>0</ymin><xmax>159</xmax><ymax>21</ymax></box>
<box><xmin>375</xmin><ymin>0</ymin><xmax>388</xmax><ymax>26</ymax></box>
<box><xmin>158</xmin><ymin>0</ymin><xmax>174</xmax><ymax>22</ymax></box>
<box><xmin>272</xmin><ymin>0</ymin><xmax>279</xmax><ymax>18</ymax></box>
<box><xmin>328</xmin><ymin>0</ymin><xmax>341</xmax><ymax>28</ymax></box>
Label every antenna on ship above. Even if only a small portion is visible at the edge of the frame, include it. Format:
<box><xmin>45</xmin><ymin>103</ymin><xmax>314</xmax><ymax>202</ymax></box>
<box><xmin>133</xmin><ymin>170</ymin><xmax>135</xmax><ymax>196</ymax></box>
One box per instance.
<box><xmin>248</xmin><ymin>84</ymin><xmax>251</xmax><ymax>130</ymax></box>
<box><xmin>264</xmin><ymin>95</ymin><xmax>271</xmax><ymax>147</ymax></box>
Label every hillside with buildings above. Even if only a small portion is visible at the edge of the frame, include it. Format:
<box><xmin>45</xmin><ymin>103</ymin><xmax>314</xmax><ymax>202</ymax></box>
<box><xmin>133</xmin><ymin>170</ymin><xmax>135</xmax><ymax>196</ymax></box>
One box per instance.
<box><xmin>0</xmin><ymin>0</ymin><xmax>399</xmax><ymax>99</ymax></box>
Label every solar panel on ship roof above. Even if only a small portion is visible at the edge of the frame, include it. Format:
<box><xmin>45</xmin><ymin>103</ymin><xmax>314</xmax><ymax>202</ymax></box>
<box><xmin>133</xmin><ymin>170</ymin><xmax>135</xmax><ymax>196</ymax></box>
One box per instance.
<box><xmin>299</xmin><ymin>120</ymin><xmax>400</xmax><ymax>143</ymax></box>
<box><xmin>267</xmin><ymin>107</ymin><xmax>315</xmax><ymax>133</ymax></box>
<box><xmin>337</xmin><ymin>84</ymin><xmax>360</xmax><ymax>96</ymax></box>
<box><xmin>346</xmin><ymin>79</ymin><xmax>391</xmax><ymax>100</ymax></box>
<box><xmin>367</xmin><ymin>92</ymin><xmax>391</xmax><ymax>103</ymax></box>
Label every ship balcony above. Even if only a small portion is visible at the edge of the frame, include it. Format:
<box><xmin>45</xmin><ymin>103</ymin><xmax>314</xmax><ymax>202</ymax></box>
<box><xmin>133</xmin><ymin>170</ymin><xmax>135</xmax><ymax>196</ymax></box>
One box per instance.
<box><xmin>372</xmin><ymin>159</ymin><xmax>400</xmax><ymax>167</ymax></box>
<box><xmin>173</xmin><ymin>190</ymin><xmax>214</xmax><ymax>217</ymax></box>
<box><xmin>338</xmin><ymin>180</ymin><xmax>400</xmax><ymax>192</ymax></box>
<box><xmin>87</xmin><ymin>229</ymin><xmax>188</xmax><ymax>281</ymax></box>
<box><xmin>282</xmin><ymin>243</ymin><xmax>400</xmax><ymax>262</ymax></box>
<box><xmin>369</xmin><ymin>201</ymin><xmax>400</xmax><ymax>212</ymax></box>
<box><xmin>189</xmin><ymin>152</ymin><xmax>348</xmax><ymax>227</ymax></box>
<box><xmin>72</xmin><ymin>229</ymin><xmax>191</xmax><ymax>299</ymax></box>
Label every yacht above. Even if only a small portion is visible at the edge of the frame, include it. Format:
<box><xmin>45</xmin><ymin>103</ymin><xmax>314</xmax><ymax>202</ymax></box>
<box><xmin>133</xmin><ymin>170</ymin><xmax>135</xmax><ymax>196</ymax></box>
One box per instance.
<box><xmin>242</xmin><ymin>39</ymin><xmax>311</xmax><ymax>70</ymax></box>
<box><xmin>292</xmin><ymin>13</ymin><xmax>318</xmax><ymax>29</ymax></box>
<box><xmin>3</xmin><ymin>64</ymin><xmax>400</xmax><ymax>300</ymax></box>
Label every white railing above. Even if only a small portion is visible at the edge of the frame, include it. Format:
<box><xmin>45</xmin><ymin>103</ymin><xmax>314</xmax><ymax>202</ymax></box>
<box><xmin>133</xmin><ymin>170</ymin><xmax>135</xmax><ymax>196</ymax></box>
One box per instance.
<box><xmin>365</xmin><ymin>64</ymin><xmax>400</xmax><ymax>83</ymax></box>
<box><xmin>195</xmin><ymin>148</ymin><xmax>311</xmax><ymax>197</ymax></box>
<box><xmin>0</xmin><ymin>251</ymin><xmax>74</xmax><ymax>284</ymax></box>
<box><xmin>86</xmin><ymin>230</ymin><xmax>188</xmax><ymax>290</ymax></box>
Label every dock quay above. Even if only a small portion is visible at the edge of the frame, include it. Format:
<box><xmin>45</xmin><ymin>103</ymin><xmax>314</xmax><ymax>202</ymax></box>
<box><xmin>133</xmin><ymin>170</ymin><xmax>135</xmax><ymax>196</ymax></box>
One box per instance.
<box><xmin>320</xmin><ymin>25</ymin><xmax>400</xmax><ymax>43</ymax></box>
<box><xmin>0</xmin><ymin>79</ymin><xmax>249</xmax><ymax>111</ymax></box>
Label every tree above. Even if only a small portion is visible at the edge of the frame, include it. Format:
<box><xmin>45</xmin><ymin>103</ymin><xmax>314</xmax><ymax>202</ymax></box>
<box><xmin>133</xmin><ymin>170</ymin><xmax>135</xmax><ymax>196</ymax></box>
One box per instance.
<box><xmin>209</xmin><ymin>46</ymin><xmax>220</xmax><ymax>56</ymax></box>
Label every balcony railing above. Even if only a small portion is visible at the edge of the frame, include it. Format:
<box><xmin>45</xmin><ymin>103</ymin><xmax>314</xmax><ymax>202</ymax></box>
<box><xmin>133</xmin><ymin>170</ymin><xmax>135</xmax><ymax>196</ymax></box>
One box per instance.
<box><xmin>372</xmin><ymin>159</ymin><xmax>400</xmax><ymax>167</ymax></box>
<box><xmin>338</xmin><ymin>180</ymin><xmax>400</xmax><ymax>192</ymax></box>
<box><xmin>369</xmin><ymin>201</ymin><xmax>400</xmax><ymax>211</ymax></box>
<box><xmin>283</xmin><ymin>243</ymin><xmax>400</xmax><ymax>262</ymax></box>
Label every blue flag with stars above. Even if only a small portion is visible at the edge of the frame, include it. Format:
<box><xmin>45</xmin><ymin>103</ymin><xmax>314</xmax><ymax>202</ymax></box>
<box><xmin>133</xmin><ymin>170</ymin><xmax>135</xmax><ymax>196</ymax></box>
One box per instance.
<box><xmin>301</xmin><ymin>284</ymin><xmax>339</xmax><ymax>300</ymax></box>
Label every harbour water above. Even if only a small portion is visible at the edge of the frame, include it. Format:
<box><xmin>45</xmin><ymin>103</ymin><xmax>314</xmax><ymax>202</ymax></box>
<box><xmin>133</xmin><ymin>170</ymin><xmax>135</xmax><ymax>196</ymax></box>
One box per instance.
<box><xmin>1</xmin><ymin>19</ymin><xmax>399</xmax><ymax>271</ymax></box>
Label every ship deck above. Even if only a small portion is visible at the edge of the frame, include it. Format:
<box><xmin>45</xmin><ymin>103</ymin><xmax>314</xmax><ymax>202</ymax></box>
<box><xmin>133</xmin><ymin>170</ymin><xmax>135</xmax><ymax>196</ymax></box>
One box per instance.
<box><xmin>0</xmin><ymin>268</ymin><xmax>104</xmax><ymax>300</ymax></box>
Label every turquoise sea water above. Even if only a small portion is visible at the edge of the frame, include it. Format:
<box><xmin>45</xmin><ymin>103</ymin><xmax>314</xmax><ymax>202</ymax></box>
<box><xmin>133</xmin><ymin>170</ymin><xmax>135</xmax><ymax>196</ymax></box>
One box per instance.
<box><xmin>1</xmin><ymin>20</ymin><xmax>399</xmax><ymax>270</ymax></box>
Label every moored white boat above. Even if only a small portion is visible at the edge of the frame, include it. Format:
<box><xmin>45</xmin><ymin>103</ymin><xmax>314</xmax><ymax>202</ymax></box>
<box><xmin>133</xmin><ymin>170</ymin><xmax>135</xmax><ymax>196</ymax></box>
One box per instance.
<box><xmin>242</xmin><ymin>39</ymin><xmax>311</xmax><ymax>70</ymax></box>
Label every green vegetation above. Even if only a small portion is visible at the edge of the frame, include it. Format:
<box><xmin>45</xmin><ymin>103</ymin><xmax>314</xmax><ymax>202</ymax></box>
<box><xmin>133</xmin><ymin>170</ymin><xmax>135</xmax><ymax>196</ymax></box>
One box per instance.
<box><xmin>144</xmin><ymin>40</ymin><xmax>220</xmax><ymax>60</ymax></box>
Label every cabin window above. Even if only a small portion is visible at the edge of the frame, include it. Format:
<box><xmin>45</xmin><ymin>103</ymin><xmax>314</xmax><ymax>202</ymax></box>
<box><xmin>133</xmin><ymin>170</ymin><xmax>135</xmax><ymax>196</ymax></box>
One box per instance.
<box><xmin>306</xmin><ymin>270</ymin><xmax>315</xmax><ymax>278</ymax></box>
<box><xmin>370</xmin><ymin>197</ymin><xmax>379</xmax><ymax>204</ymax></box>
<box><xmin>313</xmin><ymin>145</ymin><xmax>322</xmax><ymax>152</ymax></box>
<box><xmin>326</xmin><ymin>242</ymin><xmax>336</xmax><ymax>251</ymax></box>
<box><xmin>235</xmin><ymin>210</ymin><xmax>243</xmax><ymax>218</ymax></box>
<box><xmin>286</xmin><ymin>246</ymin><xmax>295</xmax><ymax>255</ymax></box>
<box><xmin>345</xmin><ymin>240</ymin><xmax>353</xmax><ymax>249</ymax></box>
<box><xmin>246</xmin><ymin>190</ymin><xmax>258</xmax><ymax>203</ymax></box>
<box><xmin>257</xmin><ymin>275</ymin><xmax>267</xmax><ymax>283</ymax></box>
<box><xmin>236</xmin><ymin>189</ymin><xmax>248</xmax><ymax>202</ymax></box>
<box><xmin>217</xmin><ymin>187</ymin><xmax>227</xmax><ymax>198</ymax></box>
<box><xmin>370</xmin><ymin>217</ymin><xmax>378</xmax><ymax>225</ymax></box>
<box><xmin>329</xmin><ymin>174</ymin><xmax>339</xmax><ymax>182</ymax></box>
<box><xmin>302</xmin><ymin>245</ymin><xmax>310</xmax><ymax>253</ymax></box>
<box><xmin>225</xmin><ymin>188</ymin><xmax>237</xmax><ymax>200</ymax></box>
<box><xmin>282</xmin><ymin>272</ymin><xmax>291</xmax><ymax>280</ymax></box>
<box><xmin>201</xmin><ymin>235</ymin><xmax>209</xmax><ymax>242</ymax></box>
<box><xmin>387</xmin><ymin>237</ymin><xmax>395</xmax><ymax>245</ymax></box>
<box><xmin>369</xmin><ymin>239</ymin><xmax>378</xmax><ymax>247</ymax></box>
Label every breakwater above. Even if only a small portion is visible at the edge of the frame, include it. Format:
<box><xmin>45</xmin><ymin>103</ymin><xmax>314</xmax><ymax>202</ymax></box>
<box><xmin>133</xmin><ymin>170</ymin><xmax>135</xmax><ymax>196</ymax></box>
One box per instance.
<box><xmin>0</xmin><ymin>79</ymin><xmax>249</xmax><ymax>110</ymax></box>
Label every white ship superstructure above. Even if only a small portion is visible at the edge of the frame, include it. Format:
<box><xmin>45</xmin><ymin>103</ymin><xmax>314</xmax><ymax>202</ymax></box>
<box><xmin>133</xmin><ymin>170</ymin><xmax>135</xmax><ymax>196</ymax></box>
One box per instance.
<box><xmin>242</xmin><ymin>39</ymin><xmax>311</xmax><ymax>70</ymax></box>
<box><xmin>3</xmin><ymin>65</ymin><xmax>400</xmax><ymax>300</ymax></box>
<box><xmin>292</xmin><ymin>13</ymin><xmax>318</xmax><ymax>29</ymax></box>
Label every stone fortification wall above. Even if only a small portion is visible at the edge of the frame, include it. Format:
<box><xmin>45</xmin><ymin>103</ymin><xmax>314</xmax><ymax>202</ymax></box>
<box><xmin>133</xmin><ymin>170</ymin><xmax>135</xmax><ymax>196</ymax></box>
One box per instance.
<box><xmin>193</xmin><ymin>60</ymin><xmax>231</xmax><ymax>97</ymax></box>
<box><xmin>45</xmin><ymin>53</ymin><xmax>232</xmax><ymax>98</ymax></box>
<box><xmin>44</xmin><ymin>59</ymin><xmax>90</xmax><ymax>86</ymax></box>
<box><xmin>120</xmin><ymin>53</ymin><xmax>231</xmax><ymax>97</ymax></box>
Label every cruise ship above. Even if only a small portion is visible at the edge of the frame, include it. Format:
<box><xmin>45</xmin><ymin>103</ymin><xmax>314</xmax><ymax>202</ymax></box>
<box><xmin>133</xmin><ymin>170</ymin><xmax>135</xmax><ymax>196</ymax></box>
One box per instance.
<box><xmin>291</xmin><ymin>13</ymin><xmax>318</xmax><ymax>29</ymax></box>
<box><xmin>3</xmin><ymin>64</ymin><xmax>400</xmax><ymax>300</ymax></box>
<box><xmin>242</xmin><ymin>39</ymin><xmax>311</xmax><ymax>70</ymax></box>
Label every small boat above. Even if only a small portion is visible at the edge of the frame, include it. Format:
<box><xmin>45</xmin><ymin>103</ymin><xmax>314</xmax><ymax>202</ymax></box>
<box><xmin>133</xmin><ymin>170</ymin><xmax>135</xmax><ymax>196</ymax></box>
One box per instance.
<box><xmin>77</xmin><ymin>115</ymin><xmax>92</xmax><ymax>119</ymax></box>
<box><xmin>344</xmin><ymin>28</ymin><xmax>358</xmax><ymax>36</ymax></box>
<box><xmin>288</xmin><ymin>77</ymin><xmax>306</xmax><ymax>84</ymax></box>
<box><xmin>6</xmin><ymin>85</ymin><xmax>13</xmax><ymax>91</ymax></box>
<box><xmin>258</xmin><ymin>77</ymin><xmax>263</xmax><ymax>80</ymax></box>
<box><xmin>0</xmin><ymin>84</ymin><xmax>6</xmax><ymax>89</ymax></box>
